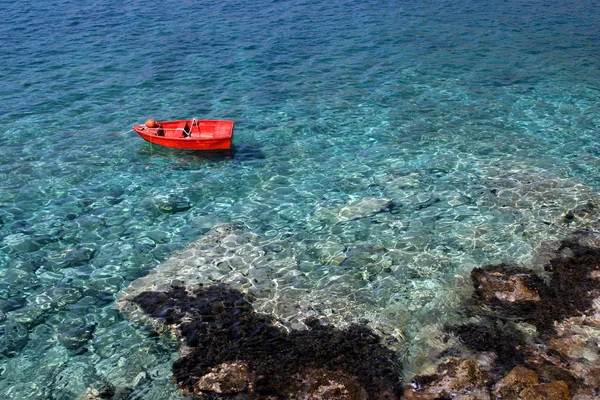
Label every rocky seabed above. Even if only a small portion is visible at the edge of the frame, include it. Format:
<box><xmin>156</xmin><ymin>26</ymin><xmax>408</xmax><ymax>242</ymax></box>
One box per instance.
<box><xmin>104</xmin><ymin>169</ymin><xmax>600</xmax><ymax>399</ymax></box>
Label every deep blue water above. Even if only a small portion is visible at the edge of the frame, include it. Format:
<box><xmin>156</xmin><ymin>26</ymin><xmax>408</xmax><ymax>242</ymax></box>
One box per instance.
<box><xmin>1</xmin><ymin>0</ymin><xmax>600</xmax><ymax>398</ymax></box>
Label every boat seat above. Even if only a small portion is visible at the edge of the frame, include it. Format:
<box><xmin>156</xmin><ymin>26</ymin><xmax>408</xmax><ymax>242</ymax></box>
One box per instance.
<box><xmin>175</xmin><ymin>121</ymin><xmax>190</xmax><ymax>138</ymax></box>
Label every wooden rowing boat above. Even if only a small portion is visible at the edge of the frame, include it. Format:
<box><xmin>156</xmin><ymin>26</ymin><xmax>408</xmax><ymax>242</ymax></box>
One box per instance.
<box><xmin>133</xmin><ymin>119</ymin><xmax>234</xmax><ymax>150</ymax></box>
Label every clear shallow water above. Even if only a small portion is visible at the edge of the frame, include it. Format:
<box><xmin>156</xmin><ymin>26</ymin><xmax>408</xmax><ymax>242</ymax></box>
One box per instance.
<box><xmin>1</xmin><ymin>0</ymin><xmax>600</xmax><ymax>397</ymax></box>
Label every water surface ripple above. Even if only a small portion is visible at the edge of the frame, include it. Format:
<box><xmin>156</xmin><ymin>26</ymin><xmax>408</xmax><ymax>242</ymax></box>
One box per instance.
<box><xmin>1</xmin><ymin>0</ymin><xmax>599</xmax><ymax>398</ymax></box>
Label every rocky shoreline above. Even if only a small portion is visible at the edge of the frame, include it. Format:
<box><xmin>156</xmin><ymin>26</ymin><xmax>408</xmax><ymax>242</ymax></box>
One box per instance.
<box><xmin>403</xmin><ymin>233</ymin><xmax>600</xmax><ymax>399</ymax></box>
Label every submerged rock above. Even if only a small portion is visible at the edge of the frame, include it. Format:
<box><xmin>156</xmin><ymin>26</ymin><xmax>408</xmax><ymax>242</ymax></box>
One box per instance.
<box><xmin>116</xmin><ymin>222</ymin><xmax>290</xmax><ymax>328</ymax></box>
<box><xmin>194</xmin><ymin>362</ymin><xmax>254</xmax><ymax>395</ymax></box>
<box><xmin>131</xmin><ymin>284</ymin><xmax>403</xmax><ymax>399</ymax></box>
<box><xmin>2</xmin><ymin>233</ymin><xmax>43</xmax><ymax>254</ymax></box>
<box><xmin>493</xmin><ymin>365</ymin><xmax>539</xmax><ymax>398</ymax></box>
<box><xmin>117</xmin><ymin>222</ymin><xmax>397</xmax><ymax>342</ymax></box>
<box><xmin>341</xmin><ymin>243</ymin><xmax>392</xmax><ymax>278</ymax></box>
<box><xmin>139</xmin><ymin>194</ymin><xmax>192</xmax><ymax>214</ymax></box>
<box><xmin>77</xmin><ymin>382</ymin><xmax>133</xmax><ymax>400</ymax></box>
<box><xmin>56</xmin><ymin>245</ymin><xmax>96</xmax><ymax>268</ymax></box>
<box><xmin>311</xmin><ymin>197</ymin><xmax>395</xmax><ymax>227</ymax></box>
<box><xmin>407</xmin><ymin>235</ymin><xmax>600</xmax><ymax>398</ymax></box>
<box><xmin>336</xmin><ymin>197</ymin><xmax>395</xmax><ymax>223</ymax></box>
<box><xmin>520</xmin><ymin>381</ymin><xmax>570</xmax><ymax>400</ymax></box>
<box><xmin>403</xmin><ymin>358</ymin><xmax>491</xmax><ymax>399</ymax></box>
<box><xmin>58</xmin><ymin>321</ymin><xmax>96</xmax><ymax>352</ymax></box>
<box><xmin>471</xmin><ymin>265</ymin><xmax>541</xmax><ymax>303</ymax></box>
<box><xmin>0</xmin><ymin>320</ymin><xmax>29</xmax><ymax>357</ymax></box>
<box><xmin>563</xmin><ymin>201</ymin><xmax>597</xmax><ymax>224</ymax></box>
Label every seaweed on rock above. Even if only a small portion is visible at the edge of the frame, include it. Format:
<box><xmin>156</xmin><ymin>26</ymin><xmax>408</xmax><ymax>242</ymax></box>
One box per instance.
<box><xmin>132</xmin><ymin>283</ymin><xmax>402</xmax><ymax>399</ymax></box>
<box><xmin>543</xmin><ymin>239</ymin><xmax>600</xmax><ymax>320</ymax></box>
<box><xmin>470</xmin><ymin>239</ymin><xmax>600</xmax><ymax>336</ymax></box>
<box><xmin>450</xmin><ymin>319</ymin><xmax>529</xmax><ymax>370</ymax></box>
<box><xmin>406</xmin><ymin>236</ymin><xmax>600</xmax><ymax>399</ymax></box>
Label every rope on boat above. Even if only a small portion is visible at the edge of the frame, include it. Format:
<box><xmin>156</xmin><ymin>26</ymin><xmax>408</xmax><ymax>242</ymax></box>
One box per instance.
<box><xmin>118</xmin><ymin>126</ymin><xmax>185</xmax><ymax>136</ymax></box>
<box><xmin>116</xmin><ymin>125</ymin><xmax>194</xmax><ymax>136</ymax></box>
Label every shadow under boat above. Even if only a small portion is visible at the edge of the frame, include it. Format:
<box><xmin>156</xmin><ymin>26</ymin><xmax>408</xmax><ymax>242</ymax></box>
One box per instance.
<box><xmin>137</xmin><ymin>142</ymin><xmax>266</xmax><ymax>164</ymax></box>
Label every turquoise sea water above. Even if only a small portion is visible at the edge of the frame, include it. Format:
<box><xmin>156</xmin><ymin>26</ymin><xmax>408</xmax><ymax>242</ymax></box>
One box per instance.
<box><xmin>1</xmin><ymin>0</ymin><xmax>600</xmax><ymax>398</ymax></box>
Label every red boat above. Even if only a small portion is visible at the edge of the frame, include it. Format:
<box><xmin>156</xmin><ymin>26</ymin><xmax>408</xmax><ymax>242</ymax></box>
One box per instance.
<box><xmin>133</xmin><ymin>119</ymin><xmax>234</xmax><ymax>150</ymax></box>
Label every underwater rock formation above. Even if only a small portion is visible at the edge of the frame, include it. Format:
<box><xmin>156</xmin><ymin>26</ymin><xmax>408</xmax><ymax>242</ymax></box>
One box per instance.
<box><xmin>131</xmin><ymin>283</ymin><xmax>403</xmax><ymax>399</ymax></box>
<box><xmin>311</xmin><ymin>197</ymin><xmax>396</xmax><ymax>226</ymax></box>
<box><xmin>492</xmin><ymin>365</ymin><xmax>539</xmax><ymax>399</ymax></box>
<box><xmin>116</xmin><ymin>222</ymin><xmax>296</xmax><ymax>328</ymax></box>
<box><xmin>404</xmin><ymin>358</ymin><xmax>492</xmax><ymax>399</ymax></box>
<box><xmin>117</xmin><ymin>222</ymin><xmax>406</xmax><ymax>349</ymax></box>
<box><xmin>470</xmin><ymin>239</ymin><xmax>600</xmax><ymax>336</ymax></box>
<box><xmin>404</xmin><ymin>235</ymin><xmax>600</xmax><ymax>399</ymax></box>
<box><xmin>58</xmin><ymin>321</ymin><xmax>96</xmax><ymax>352</ymax></box>
<box><xmin>77</xmin><ymin>382</ymin><xmax>134</xmax><ymax>400</ymax></box>
<box><xmin>471</xmin><ymin>265</ymin><xmax>542</xmax><ymax>304</ymax></box>
<box><xmin>138</xmin><ymin>194</ymin><xmax>192</xmax><ymax>215</ymax></box>
<box><xmin>0</xmin><ymin>320</ymin><xmax>29</xmax><ymax>357</ymax></box>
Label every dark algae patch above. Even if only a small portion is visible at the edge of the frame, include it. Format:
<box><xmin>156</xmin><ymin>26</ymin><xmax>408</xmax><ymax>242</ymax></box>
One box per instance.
<box><xmin>469</xmin><ymin>239</ymin><xmax>600</xmax><ymax>336</ymax></box>
<box><xmin>451</xmin><ymin>319</ymin><xmax>529</xmax><ymax>369</ymax></box>
<box><xmin>132</xmin><ymin>284</ymin><xmax>402</xmax><ymax>399</ymax></box>
<box><xmin>543</xmin><ymin>239</ymin><xmax>600</xmax><ymax>320</ymax></box>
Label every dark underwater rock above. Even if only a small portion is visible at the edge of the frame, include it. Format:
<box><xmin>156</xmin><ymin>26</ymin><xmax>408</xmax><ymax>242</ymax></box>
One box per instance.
<box><xmin>520</xmin><ymin>380</ymin><xmax>570</xmax><ymax>400</ymax></box>
<box><xmin>193</xmin><ymin>362</ymin><xmax>253</xmax><ymax>395</ymax></box>
<box><xmin>492</xmin><ymin>365</ymin><xmax>538</xmax><ymax>399</ymax></box>
<box><xmin>233</xmin><ymin>143</ymin><xmax>266</xmax><ymax>162</ymax></box>
<box><xmin>56</xmin><ymin>245</ymin><xmax>96</xmax><ymax>268</ymax></box>
<box><xmin>402</xmin><ymin>358</ymin><xmax>491</xmax><ymax>399</ymax></box>
<box><xmin>342</xmin><ymin>243</ymin><xmax>388</xmax><ymax>269</ymax></box>
<box><xmin>140</xmin><ymin>194</ymin><xmax>192</xmax><ymax>214</ymax></box>
<box><xmin>452</xmin><ymin>321</ymin><xmax>530</xmax><ymax>368</ymax></box>
<box><xmin>323</xmin><ymin>197</ymin><xmax>395</xmax><ymax>226</ymax></box>
<box><xmin>291</xmin><ymin>368</ymin><xmax>369</xmax><ymax>400</ymax></box>
<box><xmin>563</xmin><ymin>201</ymin><xmax>596</xmax><ymax>224</ymax></box>
<box><xmin>469</xmin><ymin>239</ymin><xmax>600</xmax><ymax>336</ymax></box>
<box><xmin>2</xmin><ymin>233</ymin><xmax>43</xmax><ymax>254</ymax></box>
<box><xmin>11</xmin><ymin>286</ymin><xmax>83</xmax><ymax>329</ymax></box>
<box><xmin>162</xmin><ymin>198</ymin><xmax>192</xmax><ymax>213</ymax></box>
<box><xmin>132</xmin><ymin>284</ymin><xmax>403</xmax><ymax>399</ymax></box>
<box><xmin>0</xmin><ymin>296</ymin><xmax>27</xmax><ymax>313</ymax></box>
<box><xmin>0</xmin><ymin>320</ymin><xmax>29</xmax><ymax>357</ymax></box>
<box><xmin>471</xmin><ymin>265</ymin><xmax>542</xmax><ymax>304</ymax></box>
<box><xmin>8</xmin><ymin>253</ymin><xmax>46</xmax><ymax>273</ymax></box>
<box><xmin>58</xmin><ymin>322</ymin><xmax>96</xmax><ymax>352</ymax></box>
<box><xmin>78</xmin><ymin>382</ymin><xmax>133</xmax><ymax>400</ymax></box>
<box><xmin>414</xmin><ymin>196</ymin><xmax>440</xmax><ymax>210</ymax></box>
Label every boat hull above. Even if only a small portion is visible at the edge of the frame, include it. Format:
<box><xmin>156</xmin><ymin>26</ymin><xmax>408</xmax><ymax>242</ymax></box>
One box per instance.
<box><xmin>133</xmin><ymin>119</ymin><xmax>234</xmax><ymax>150</ymax></box>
